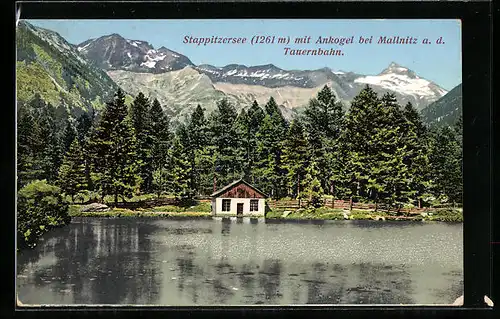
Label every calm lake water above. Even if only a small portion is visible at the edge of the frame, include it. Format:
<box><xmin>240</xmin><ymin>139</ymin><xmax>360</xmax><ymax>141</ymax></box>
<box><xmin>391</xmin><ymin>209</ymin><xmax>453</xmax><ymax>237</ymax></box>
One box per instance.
<box><xmin>16</xmin><ymin>217</ymin><xmax>463</xmax><ymax>306</ymax></box>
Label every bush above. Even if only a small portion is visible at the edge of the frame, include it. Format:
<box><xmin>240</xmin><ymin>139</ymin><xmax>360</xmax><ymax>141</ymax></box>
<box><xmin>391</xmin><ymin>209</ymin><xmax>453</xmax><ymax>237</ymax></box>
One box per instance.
<box><xmin>427</xmin><ymin>208</ymin><xmax>463</xmax><ymax>222</ymax></box>
<box><xmin>17</xmin><ymin>180</ymin><xmax>70</xmax><ymax>249</ymax></box>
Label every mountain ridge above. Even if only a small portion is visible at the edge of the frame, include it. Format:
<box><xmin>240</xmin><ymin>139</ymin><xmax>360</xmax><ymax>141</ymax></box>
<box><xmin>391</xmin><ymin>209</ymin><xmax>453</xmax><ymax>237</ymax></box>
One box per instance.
<box><xmin>17</xmin><ymin>21</ymin><xmax>456</xmax><ymax>128</ymax></box>
<box><xmin>16</xmin><ymin>20</ymin><xmax>121</xmax><ymax>115</ymax></box>
<box><xmin>75</xmin><ymin>32</ymin><xmax>448</xmax><ymax>110</ymax></box>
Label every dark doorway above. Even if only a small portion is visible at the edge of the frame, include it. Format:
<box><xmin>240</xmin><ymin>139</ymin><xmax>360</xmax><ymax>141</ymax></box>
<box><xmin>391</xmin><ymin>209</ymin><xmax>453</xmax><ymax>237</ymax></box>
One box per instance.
<box><xmin>237</xmin><ymin>203</ymin><xmax>244</xmax><ymax>216</ymax></box>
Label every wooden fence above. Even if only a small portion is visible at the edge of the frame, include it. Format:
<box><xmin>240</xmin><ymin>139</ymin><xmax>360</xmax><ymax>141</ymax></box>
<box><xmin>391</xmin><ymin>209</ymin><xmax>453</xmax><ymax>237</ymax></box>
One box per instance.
<box><xmin>114</xmin><ymin>197</ymin><xmax>180</xmax><ymax>210</ymax></box>
<box><xmin>266</xmin><ymin>198</ymin><xmax>446</xmax><ymax>214</ymax></box>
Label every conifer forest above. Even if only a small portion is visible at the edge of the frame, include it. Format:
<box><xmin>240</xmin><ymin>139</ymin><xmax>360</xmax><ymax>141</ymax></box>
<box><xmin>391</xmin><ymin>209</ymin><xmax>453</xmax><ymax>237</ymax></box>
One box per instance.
<box><xmin>17</xmin><ymin>84</ymin><xmax>463</xmax><ymax>211</ymax></box>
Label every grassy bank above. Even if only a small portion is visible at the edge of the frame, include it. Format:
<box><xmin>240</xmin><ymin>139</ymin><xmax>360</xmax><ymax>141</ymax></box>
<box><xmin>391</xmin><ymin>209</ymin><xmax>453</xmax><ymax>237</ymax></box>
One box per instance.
<box><xmin>265</xmin><ymin>207</ymin><xmax>463</xmax><ymax>222</ymax></box>
<box><xmin>69</xmin><ymin>203</ymin><xmax>462</xmax><ymax>222</ymax></box>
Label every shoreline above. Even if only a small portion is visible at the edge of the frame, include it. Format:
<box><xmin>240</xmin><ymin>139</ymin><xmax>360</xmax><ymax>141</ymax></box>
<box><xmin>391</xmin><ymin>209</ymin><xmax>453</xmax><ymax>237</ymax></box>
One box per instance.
<box><xmin>69</xmin><ymin>209</ymin><xmax>463</xmax><ymax>222</ymax></box>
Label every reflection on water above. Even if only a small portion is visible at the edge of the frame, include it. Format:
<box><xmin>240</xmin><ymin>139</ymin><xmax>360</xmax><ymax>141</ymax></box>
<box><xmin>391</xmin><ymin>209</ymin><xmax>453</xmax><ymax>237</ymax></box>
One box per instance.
<box><xmin>16</xmin><ymin>218</ymin><xmax>463</xmax><ymax>305</ymax></box>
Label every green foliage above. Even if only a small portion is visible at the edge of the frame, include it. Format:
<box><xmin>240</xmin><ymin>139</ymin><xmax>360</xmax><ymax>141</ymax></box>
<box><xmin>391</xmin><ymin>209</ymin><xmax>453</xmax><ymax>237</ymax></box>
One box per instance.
<box><xmin>57</xmin><ymin>138</ymin><xmax>88</xmax><ymax>201</ymax></box>
<box><xmin>16</xmin><ymin>22</ymin><xmax>119</xmax><ymax>112</ymax></box>
<box><xmin>303</xmin><ymin>85</ymin><xmax>344</xmax><ymax>197</ymax></box>
<box><xmin>209</xmin><ymin>98</ymin><xmax>242</xmax><ymax>186</ymax></box>
<box><xmin>88</xmin><ymin>89</ymin><xmax>142</xmax><ymax>205</ymax></box>
<box><xmin>252</xmin><ymin>97</ymin><xmax>288</xmax><ymax>199</ymax></box>
<box><xmin>17</xmin><ymin>95</ymin><xmax>64</xmax><ymax>187</ymax></box>
<box><xmin>429</xmin><ymin>124</ymin><xmax>462</xmax><ymax>204</ymax></box>
<box><xmin>427</xmin><ymin>209</ymin><xmax>463</xmax><ymax>222</ymax></box>
<box><xmin>302</xmin><ymin>161</ymin><xmax>324</xmax><ymax>208</ymax></box>
<box><xmin>17</xmin><ymin>180</ymin><xmax>70</xmax><ymax>248</ymax></box>
<box><xmin>130</xmin><ymin>92</ymin><xmax>154</xmax><ymax>192</ymax></box>
<box><xmin>17</xmin><ymin>68</ymin><xmax>463</xmax><ymax>221</ymax></box>
<box><xmin>281</xmin><ymin>119</ymin><xmax>308</xmax><ymax>199</ymax></box>
<box><xmin>167</xmin><ymin>132</ymin><xmax>193</xmax><ymax>199</ymax></box>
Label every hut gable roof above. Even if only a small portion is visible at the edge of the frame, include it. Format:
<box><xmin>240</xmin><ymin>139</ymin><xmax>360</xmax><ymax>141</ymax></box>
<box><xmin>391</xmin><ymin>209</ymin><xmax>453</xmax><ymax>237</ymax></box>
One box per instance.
<box><xmin>211</xmin><ymin>179</ymin><xmax>268</xmax><ymax>198</ymax></box>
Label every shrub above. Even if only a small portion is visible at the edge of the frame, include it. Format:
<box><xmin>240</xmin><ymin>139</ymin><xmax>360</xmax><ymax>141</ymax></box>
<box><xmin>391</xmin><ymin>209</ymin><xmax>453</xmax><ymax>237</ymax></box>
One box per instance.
<box><xmin>17</xmin><ymin>180</ymin><xmax>70</xmax><ymax>249</ymax></box>
<box><xmin>428</xmin><ymin>208</ymin><xmax>463</xmax><ymax>222</ymax></box>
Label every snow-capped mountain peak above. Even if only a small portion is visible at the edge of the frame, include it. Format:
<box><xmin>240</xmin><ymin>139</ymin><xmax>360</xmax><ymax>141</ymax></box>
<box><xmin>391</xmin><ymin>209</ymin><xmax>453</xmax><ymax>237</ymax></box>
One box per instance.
<box><xmin>379</xmin><ymin>61</ymin><xmax>419</xmax><ymax>79</ymax></box>
<box><xmin>76</xmin><ymin>34</ymin><xmax>194</xmax><ymax>73</ymax></box>
<box><xmin>354</xmin><ymin>62</ymin><xmax>447</xmax><ymax>100</ymax></box>
<box><xmin>74</xmin><ymin>31</ymin><xmax>448</xmax><ymax>110</ymax></box>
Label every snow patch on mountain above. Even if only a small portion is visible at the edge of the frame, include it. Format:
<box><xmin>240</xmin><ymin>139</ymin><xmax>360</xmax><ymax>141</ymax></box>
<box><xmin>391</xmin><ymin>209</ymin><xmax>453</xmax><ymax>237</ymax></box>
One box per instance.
<box><xmin>140</xmin><ymin>51</ymin><xmax>167</xmax><ymax>68</ymax></box>
<box><xmin>354</xmin><ymin>73</ymin><xmax>447</xmax><ymax>98</ymax></box>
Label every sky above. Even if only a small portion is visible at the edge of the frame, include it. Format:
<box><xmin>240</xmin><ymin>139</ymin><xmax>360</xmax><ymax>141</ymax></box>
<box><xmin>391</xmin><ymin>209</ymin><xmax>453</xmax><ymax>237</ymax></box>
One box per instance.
<box><xmin>27</xmin><ymin>19</ymin><xmax>462</xmax><ymax>90</ymax></box>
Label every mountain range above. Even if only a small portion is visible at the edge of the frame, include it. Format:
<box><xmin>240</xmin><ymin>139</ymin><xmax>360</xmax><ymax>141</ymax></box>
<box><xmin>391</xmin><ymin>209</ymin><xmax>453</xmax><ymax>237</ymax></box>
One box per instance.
<box><xmin>16</xmin><ymin>20</ymin><xmax>461</xmax><ymax>127</ymax></box>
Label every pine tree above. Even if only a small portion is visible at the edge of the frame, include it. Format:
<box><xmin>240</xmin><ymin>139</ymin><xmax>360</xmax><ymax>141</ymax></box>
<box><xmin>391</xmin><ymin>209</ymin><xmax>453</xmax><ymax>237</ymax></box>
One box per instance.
<box><xmin>303</xmin><ymin>85</ymin><xmax>344</xmax><ymax>195</ymax></box>
<box><xmin>63</xmin><ymin>119</ymin><xmax>77</xmax><ymax>154</ymax></box>
<box><xmin>88</xmin><ymin>89</ymin><xmax>141</xmax><ymax>205</ymax></box>
<box><xmin>150</xmin><ymin>98</ymin><xmax>171</xmax><ymax>197</ymax></box>
<box><xmin>428</xmin><ymin>116</ymin><xmax>462</xmax><ymax>205</ymax></box>
<box><xmin>17</xmin><ymin>102</ymin><xmax>39</xmax><ymax>188</ymax></box>
<box><xmin>368</xmin><ymin>93</ymin><xmax>412</xmax><ymax>209</ymax></box>
<box><xmin>258</xmin><ymin>97</ymin><xmax>287</xmax><ymax>198</ymax></box>
<box><xmin>76</xmin><ymin>111</ymin><xmax>94</xmax><ymax>145</ymax></box>
<box><xmin>57</xmin><ymin>138</ymin><xmax>87</xmax><ymax>202</ymax></box>
<box><xmin>130</xmin><ymin>92</ymin><xmax>153</xmax><ymax>193</ymax></box>
<box><xmin>302</xmin><ymin>160</ymin><xmax>324</xmax><ymax>208</ymax></box>
<box><xmin>187</xmin><ymin>104</ymin><xmax>208</xmax><ymax>196</ymax></box>
<box><xmin>315</xmin><ymin>85</ymin><xmax>344</xmax><ymax>139</ymax></box>
<box><xmin>209</xmin><ymin>98</ymin><xmax>241</xmax><ymax>186</ymax></box>
<box><xmin>76</xmin><ymin>111</ymin><xmax>95</xmax><ymax>193</ymax></box>
<box><xmin>150</xmin><ymin>98</ymin><xmax>171</xmax><ymax>171</ymax></box>
<box><xmin>338</xmin><ymin>85</ymin><xmax>380</xmax><ymax>202</ymax></box>
<box><xmin>402</xmin><ymin>102</ymin><xmax>433</xmax><ymax>208</ymax></box>
<box><xmin>235</xmin><ymin>109</ymin><xmax>252</xmax><ymax>179</ymax></box>
<box><xmin>167</xmin><ymin>133</ymin><xmax>192</xmax><ymax>199</ymax></box>
<box><xmin>246</xmin><ymin>100</ymin><xmax>265</xmax><ymax>183</ymax></box>
<box><xmin>253</xmin><ymin>110</ymin><xmax>286</xmax><ymax>199</ymax></box>
<box><xmin>281</xmin><ymin>119</ymin><xmax>308</xmax><ymax>199</ymax></box>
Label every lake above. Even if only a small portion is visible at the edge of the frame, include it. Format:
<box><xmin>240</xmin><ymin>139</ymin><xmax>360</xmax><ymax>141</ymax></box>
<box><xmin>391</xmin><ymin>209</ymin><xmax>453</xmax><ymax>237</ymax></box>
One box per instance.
<box><xmin>16</xmin><ymin>217</ymin><xmax>463</xmax><ymax>306</ymax></box>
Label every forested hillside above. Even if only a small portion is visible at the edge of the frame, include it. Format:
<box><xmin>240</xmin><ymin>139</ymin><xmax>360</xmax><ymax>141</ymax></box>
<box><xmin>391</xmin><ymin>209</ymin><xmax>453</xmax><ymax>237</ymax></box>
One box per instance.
<box><xmin>18</xmin><ymin>85</ymin><xmax>463</xmax><ymax>210</ymax></box>
<box><xmin>16</xmin><ymin>20</ymin><xmax>121</xmax><ymax>117</ymax></box>
<box><xmin>421</xmin><ymin>83</ymin><xmax>462</xmax><ymax>128</ymax></box>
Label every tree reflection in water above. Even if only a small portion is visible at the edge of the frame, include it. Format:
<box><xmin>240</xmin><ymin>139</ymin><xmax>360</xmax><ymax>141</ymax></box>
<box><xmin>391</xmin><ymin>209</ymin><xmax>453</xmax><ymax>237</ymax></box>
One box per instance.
<box><xmin>17</xmin><ymin>218</ymin><xmax>463</xmax><ymax>305</ymax></box>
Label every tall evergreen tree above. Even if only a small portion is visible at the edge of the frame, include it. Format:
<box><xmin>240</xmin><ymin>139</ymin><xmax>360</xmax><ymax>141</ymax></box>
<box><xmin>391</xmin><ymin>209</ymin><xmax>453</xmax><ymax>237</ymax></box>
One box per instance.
<box><xmin>150</xmin><ymin>98</ymin><xmax>171</xmax><ymax>170</ymax></box>
<box><xmin>251</xmin><ymin>97</ymin><xmax>288</xmax><ymax>198</ymax></box>
<box><xmin>187</xmin><ymin>104</ymin><xmax>209</xmax><ymax>195</ymax></box>
<box><xmin>302</xmin><ymin>160</ymin><xmax>324</xmax><ymax>208</ymax></box>
<box><xmin>167</xmin><ymin>131</ymin><xmax>192</xmax><ymax>199</ymax></box>
<box><xmin>76</xmin><ymin>111</ymin><xmax>96</xmax><ymax>193</ymax></box>
<box><xmin>303</xmin><ymin>85</ymin><xmax>344</xmax><ymax>195</ymax></box>
<box><xmin>130</xmin><ymin>92</ymin><xmax>153</xmax><ymax>193</ymax></box>
<box><xmin>63</xmin><ymin>119</ymin><xmax>77</xmax><ymax>154</ymax></box>
<box><xmin>150</xmin><ymin>98</ymin><xmax>171</xmax><ymax>197</ymax></box>
<box><xmin>76</xmin><ymin>111</ymin><xmax>94</xmax><ymax>144</ymax></box>
<box><xmin>402</xmin><ymin>102</ymin><xmax>433</xmax><ymax>208</ymax></box>
<box><xmin>17</xmin><ymin>102</ymin><xmax>40</xmax><ymax>188</ymax></box>
<box><xmin>428</xmin><ymin>116</ymin><xmax>462</xmax><ymax>205</ymax></box>
<box><xmin>338</xmin><ymin>85</ymin><xmax>380</xmax><ymax>202</ymax></box>
<box><xmin>368</xmin><ymin>93</ymin><xmax>412</xmax><ymax>209</ymax></box>
<box><xmin>281</xmin><ymin>119</ymin><xmax>308</xmax><ymax>199</ymax></box>
<box><xmin>235</xmin><ymin>109</ymin><xmax>252</xmax><ymax>179</ymax></box>
<box><xmin>88</xmin><ymin>89</ymin><xmax>141</xmax><ymax>205</ymax></box>
<box><xmin>57</xmin><ymin>138</ymin><xmax>87</xmax><ymax>202</ymax></box>
<box><xmin>209</xmin><ymin>98</ymin><xmax>241</xmax><ymax>187</ymax></box>
<box><xmin>245</xmin><ymin>100</ymin><xmax>265</xmax><ymax>183</ymax></box>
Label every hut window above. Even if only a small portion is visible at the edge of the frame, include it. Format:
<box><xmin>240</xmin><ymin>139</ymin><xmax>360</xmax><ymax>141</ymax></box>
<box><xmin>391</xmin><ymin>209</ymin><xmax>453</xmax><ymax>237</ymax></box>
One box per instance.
<box><xmin>250</xmin><ymin>199</ymin><xmax>259</xmax><ymax>212</ymax></box>
<box><xmin>222</xmin><ymin>199</ymin><xmax>231</xmax><ymax>212</ymax></box>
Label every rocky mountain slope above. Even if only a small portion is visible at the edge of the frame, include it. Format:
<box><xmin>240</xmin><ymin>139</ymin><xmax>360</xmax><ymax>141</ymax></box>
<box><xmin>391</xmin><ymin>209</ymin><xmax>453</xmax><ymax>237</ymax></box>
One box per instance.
<box><xmin>76</xmin><ymin>34</ymin><xmax>194</xmax><ymax>74</ymax></box>
<box><xmin>420</xmin><ymin>83</ymin><xmax>462</xmax><ymax>127</ymax></box>
<box><xmin>78</xmin><ymin>33</ymin><xmax>448</xmax><ymax>111</ymax></box>
<box><xmin>17</xmin><ymin>22</ymin><xmax>452</xmax><ymax>127</ymax></box>
<box><xmin>16</xmin><ymin>20</ymin><xmax>121</xmax><ymax>115</ymax></box>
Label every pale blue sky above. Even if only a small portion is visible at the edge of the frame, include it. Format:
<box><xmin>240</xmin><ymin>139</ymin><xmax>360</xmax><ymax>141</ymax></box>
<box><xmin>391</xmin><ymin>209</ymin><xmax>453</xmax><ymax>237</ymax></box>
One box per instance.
<box><xmin>27</xmin><ymin>19</ymin><xmax>462</xmax><ymax>90</ymax></box>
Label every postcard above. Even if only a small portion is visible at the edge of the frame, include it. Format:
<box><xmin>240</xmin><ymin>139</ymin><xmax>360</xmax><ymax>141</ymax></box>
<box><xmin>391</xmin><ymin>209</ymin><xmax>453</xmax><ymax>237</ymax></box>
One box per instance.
<box><xmin>16</xmin><ymin>18</ymin><xmax>464</xmax><ymax>306</ymax></box>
